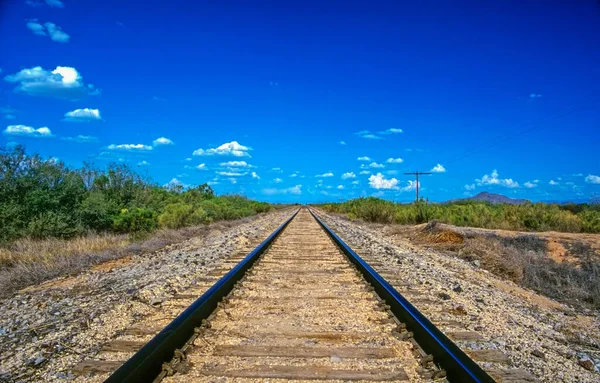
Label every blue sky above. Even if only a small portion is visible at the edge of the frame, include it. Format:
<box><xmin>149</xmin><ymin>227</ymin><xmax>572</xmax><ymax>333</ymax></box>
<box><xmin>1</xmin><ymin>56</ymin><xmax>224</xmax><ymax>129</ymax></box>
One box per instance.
<box><xmin>1</xmin><ymin>0</ymin><xmax>599</xmax><ymax>203</ymax></box>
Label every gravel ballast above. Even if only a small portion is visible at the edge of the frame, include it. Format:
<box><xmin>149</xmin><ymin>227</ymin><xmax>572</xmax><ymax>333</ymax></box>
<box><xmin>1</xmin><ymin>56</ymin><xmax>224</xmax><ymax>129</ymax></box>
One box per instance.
<box><xmin>315</xmin><ymin>209</ymin><xmax>600</xmax><ymax>382</ymax></box>
<box><xmin>0</xmin><ymin>209</ymin><xmax>293</xmax><ymax>382</ymax></box>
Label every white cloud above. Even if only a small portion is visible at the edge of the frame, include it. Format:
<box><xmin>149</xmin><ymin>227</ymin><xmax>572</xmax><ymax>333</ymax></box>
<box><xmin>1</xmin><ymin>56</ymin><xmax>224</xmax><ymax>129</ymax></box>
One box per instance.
<box><xmin>316</xmin><ymin>172</ymin><xmax>334</xmax><ymax>177</ymax></box>
<box><xmin>263</xmin><ymin>184</ymin><xmax>302</xmax><ymax>195</ymax></box>
<box><xmin>196</xmin><ymin>163</ymin><xmax>207</xmax><ymax>170</ymax></box>
<box><xmin>271</xmin><ymin>167</ymin><xmax>283</xmax><ymax>172</ymax></box>
<box><xmin>572</xmin><ymin>173</ymin><xmax>583</xmax><ymax>177</ymax></box>
<box><xmin>359</xmin><ymin>170</ymin><xmax>371</xmax><ymax>175</ymax></box>
<box><xmin>165</xmin><ymin>178</ymin><xmax>185</xmax><ymax>189</ymax></box>
<box><xmin>352</xmin><ymin>180</ymin><xmax>359</xmax><ymax>185</ymax></box>
<box><xmin>185</xmin><ymin>157</ymin><xmax>192</xmax><ymax>161</ymax></box>
<box><xmin>64</xmin><ymin>108</ymin><xmax>101</xmax><ymax>122</ymax></box>
<box><xmin>524</xmin><ymin>181</ymin><xmax>538</xmax><ymax>188</ymax></box>
<box><xmin>379</xmin><ymin>128</ymin><xmax>403</xmax><ymax>135</ymax></box>
<box><xmin>549</xmin><ymin>180</ymin><xmax>559</xmax><ymax>186</ymax></box>
<box><xmin>401</xmin><ymin>180</ymin><xmax>419</xmax><ymax>192</ymax></box>
<box><xmin>61</xmin><ymin>135</ymin><xmax>97</xmax><ymax>143</ymax></box>
<box><xmin>355</xmin><ymin>130</ymin><xmax>383</xmax><ymax>140</ymax></box>
<box><xmin>221</xmin><ymin>160</ymin><xmax>250</xmax><ymax>167</ymax></box>
<box><xmin>431</xmin><ymin>164</ymin><xmax>446</xmax><ymax>173</ymax></box>
<box><xmin>107</xmin><ymin>144</ymin><xmax>153</xmax><ymax>151</ymax></box>
<box><xmin>585</xmin><ymin>175</ymin><xmax>600</xmax><ymax>184</ymax></box>
<box><xmin>217</xmin><ymin>171</ymin><xmax>247</xmax><ymax>177</ymax></box>
<box><xmin>193</xmin><ymin>141</ymin><xmax>251</xmax><ymax>157</ymax></box>
<box><xmin>251</xmin><ymin>172</ymin><xmax>260</xmax><ymax>179</ymax></box>
<box><xmin>357</xmin><ymin>156</ymin><xmax>371</xmax><ymax>161</ymax></box>
<box><xmin>290</xmin><ymin>173</ymin><xmax>297</xmax><ymax>177</ymax></box>
<box><xmin>386</xmin><ymin>157</ymin><xmax>403</xmax><ymax>164</ymax></box>
<box><xmin>138</xmin><ymin>160</ymin><xmax>149</xmax><ymax>166</ymax></box>
<box><xmin>339</xmin><ymin>141</ymin><xmax>346</xmax><ymax>145</ymax></box>
<box><xmin>465</xmin><ymin>184</ymin><xmax>475</xmax><ymax>190</ymax></box>
<box><xmin>3</xmin><ymin>124</ymin><xmax>52</xmax><ymax>138</ymax></box>
<box><xmin>368</xmin><ymin>173</ymin><xmax>399</xmax><ymax>190</ymax></box>
<box><xmin>273</xmin><ymin>178</ymin><xmax>283</xmax><ymax>183</ymax></box>
<box><xmin>153</xmin><ymin>137</ymin><xmax>174</xmax><ymax>146</ymax></box>
<box><xmin>4</xmin><ymin>66</ymin><xmax>99</xmax><ymax>99</ymax></box>
<box><xmin>475</xmin><ymin>170</ymin><xmax>519</xmax><ymax>188</ymax></box>
<box><xmin>341</xmin><ymin>172</ymin><xmax>356</xmax><ymax>179</ymax></box>
<box><xmin>337</xmin><ymin>185</ymin><xmax>344</xmax><ymax>189</ymax></box>
<box><xmin>368</xmin><ymin>162</ymin><xmax>385</xmax><ymax>168</ymax></box>
<box><xmin>27</xmin><ymin>21</ymin><xmax>70</xmax><ymax>43</ymax></box>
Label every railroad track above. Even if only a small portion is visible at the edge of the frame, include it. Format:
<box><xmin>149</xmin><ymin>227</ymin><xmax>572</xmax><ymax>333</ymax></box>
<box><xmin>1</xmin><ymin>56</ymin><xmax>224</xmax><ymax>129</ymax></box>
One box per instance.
<box><xmin>74</xmin><ymin>207</ymin><xmax>530</xmax><ymax>382</ymax></box>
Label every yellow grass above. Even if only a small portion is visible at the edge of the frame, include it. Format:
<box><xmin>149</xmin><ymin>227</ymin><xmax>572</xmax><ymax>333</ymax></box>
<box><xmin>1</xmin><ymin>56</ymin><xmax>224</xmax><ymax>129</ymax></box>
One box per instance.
<box><xmin>0</xmin><ymin>234</ymin><xmax>131</xmax><ymax>269</ymax></box>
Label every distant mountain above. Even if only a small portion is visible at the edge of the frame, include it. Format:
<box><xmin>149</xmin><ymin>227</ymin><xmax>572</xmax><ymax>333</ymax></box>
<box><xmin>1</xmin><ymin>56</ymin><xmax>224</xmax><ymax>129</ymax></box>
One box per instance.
<box><xmin>450</xmin><ymin>192</ymin><xmax>529</xmax><ymax>205</ymax></box>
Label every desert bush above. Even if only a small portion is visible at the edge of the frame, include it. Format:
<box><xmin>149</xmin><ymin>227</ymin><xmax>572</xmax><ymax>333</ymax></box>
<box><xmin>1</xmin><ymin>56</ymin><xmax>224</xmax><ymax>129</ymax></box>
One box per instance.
<box><xmin>0</xmin><ymin>146</ymin><xmax>273</xmax><ymax>244</ymax></box>
<box><xmin>320</xmin><ymin>197</ymin><xmax>600</xmax><ymax>233</ymax></box>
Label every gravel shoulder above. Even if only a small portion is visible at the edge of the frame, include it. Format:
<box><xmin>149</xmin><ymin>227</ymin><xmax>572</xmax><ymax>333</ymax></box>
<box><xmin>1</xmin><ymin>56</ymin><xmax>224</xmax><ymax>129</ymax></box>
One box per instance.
<box><xmin>0</xmin><ymin>209</ymin><xmax>293</xmax><ymax>382</ymax></box>
<box><xmin>315</xmin><ymin>209</ymin><xmax>600</xmax><ymax>382</ymax></box>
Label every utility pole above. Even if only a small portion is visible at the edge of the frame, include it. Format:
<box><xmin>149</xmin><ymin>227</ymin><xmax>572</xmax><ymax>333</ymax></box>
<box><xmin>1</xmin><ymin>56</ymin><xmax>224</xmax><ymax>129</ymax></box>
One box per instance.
<box><xmin>404</xmin><ymin>171</ymin><xmax>431</xmax><ymax>202</ymax></box>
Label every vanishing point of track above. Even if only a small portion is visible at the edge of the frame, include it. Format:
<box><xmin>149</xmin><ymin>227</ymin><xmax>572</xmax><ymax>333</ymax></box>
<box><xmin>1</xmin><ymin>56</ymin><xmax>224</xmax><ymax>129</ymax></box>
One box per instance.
<box><xmin>76</xmin><ymin>207</ymin><xmax>505</xmax><ymax>382</ymax></box>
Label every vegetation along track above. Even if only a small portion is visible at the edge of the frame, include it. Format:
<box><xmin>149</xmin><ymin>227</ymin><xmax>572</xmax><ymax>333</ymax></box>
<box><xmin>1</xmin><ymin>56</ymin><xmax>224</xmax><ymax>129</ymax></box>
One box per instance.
<box><xmin>74</xmin><ymin>208</ymin><xmax>529</xmax><ymax>382</ymax></box>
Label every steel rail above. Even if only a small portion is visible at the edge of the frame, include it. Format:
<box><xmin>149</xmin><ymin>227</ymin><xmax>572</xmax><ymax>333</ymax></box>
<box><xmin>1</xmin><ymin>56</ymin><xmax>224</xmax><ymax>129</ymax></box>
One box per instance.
<box><xmin>105</xmin><ymin>208</ymin><xmax>300</xmax><ymax>383</ymax></box>
<box><xmin>308</xmin><ymin>208</ymin><xmax>495</xmax><ymax>383</ymax></box>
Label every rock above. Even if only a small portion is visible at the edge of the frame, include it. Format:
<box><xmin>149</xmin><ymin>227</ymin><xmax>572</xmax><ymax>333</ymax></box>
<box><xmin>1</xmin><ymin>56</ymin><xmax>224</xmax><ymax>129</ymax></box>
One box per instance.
<box><xmin>531</xmin><ymin>349</ymin><xmax>546</xmax><ymax>359</ymax></box>
<box><xmin>150</xmin><ymin>297</ymin><xmax>163</xmax><ymax>306</ymax></box>
<box><xmin>452</xmin><ymin>284</ymin><xmax>463</xmax><ymax>293</ymax></box>
<box><xmin>33</xmin><ymin>357</ymin><xmax>46</xmax><ymax>367</ymax></box>
<box><xmin>438</xmin><ymin>293</ymin><xmax>451</xmax><ymax>300</ymax></box>
<box><xmin>471</xmin><ymin>260</ymin><xmax>481</xmax><ymax>267</ymax></box>
<box><xmin>330</xmin><ymin>354</ymin><xmax>343</xmax><ymax>363</ymax></box>
<box><xmin>578</xmin><ymin>356</ymin><xmax>595</xmax><ymax>371</ymax></box>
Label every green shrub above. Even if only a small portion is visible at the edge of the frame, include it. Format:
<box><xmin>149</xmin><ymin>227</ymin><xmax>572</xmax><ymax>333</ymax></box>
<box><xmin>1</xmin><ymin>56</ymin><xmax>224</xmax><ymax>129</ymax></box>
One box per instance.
<box><xmin>112</xmin><ymin>208</ymin><xmax>157</xmax><ymax>233</ymax></box>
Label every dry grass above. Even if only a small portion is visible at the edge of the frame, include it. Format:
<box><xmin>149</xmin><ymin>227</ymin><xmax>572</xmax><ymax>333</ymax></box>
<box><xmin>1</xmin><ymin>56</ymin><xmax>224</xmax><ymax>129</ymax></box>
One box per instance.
<box><xmin>0</xmin><ymin>221</ymin><xmax>250</xmax><ymax>298</ymax></box>
<box><xmin>408</xmin><ymin>221</ymin><xmax>600</xmax><ymax>309</ymax></box>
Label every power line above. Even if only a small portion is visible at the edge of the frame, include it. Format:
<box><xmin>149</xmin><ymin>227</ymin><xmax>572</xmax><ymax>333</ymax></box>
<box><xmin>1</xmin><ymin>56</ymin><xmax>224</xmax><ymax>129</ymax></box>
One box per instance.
<box><xmin>404</xmin><ymin>171</ymin><xmax>431</xmax><ymax>201</ymax></box>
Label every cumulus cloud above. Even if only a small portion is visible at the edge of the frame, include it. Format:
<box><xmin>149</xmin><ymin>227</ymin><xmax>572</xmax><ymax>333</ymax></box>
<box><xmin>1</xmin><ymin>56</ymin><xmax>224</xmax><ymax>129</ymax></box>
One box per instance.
<box><xmin>1</xmin><ymin>106</ymin><xmax>17</xmax><ymax>120</ymax></box>
<box><xmin>107</xmin><ymin>144</ymin><xmax>153</xmax><ymax>151</ymax></box>
<box><xmin>152</xmin><ymin>137</ymin><xmax>174</xmax><ymax>146</ymax></box>
<box><xmin>355</xmin><ymin>130</ymin><xmax>383</xmax><ymax>140</ymax></box>
<box><xmin>359</xmin><ymin>170</ymin><xmax>371</xmax><ymax>175</ymax></box>
<box><xmin>4</xmin><ymin>66</ymin><xmax>99</xmax><ymax>99</ymax></box>
<box><xmin>352</xmin><ymin>180</ymin><xmax>359</xmax><ymax>185</ymax></box>
<box><xmin>524</xmin><ymin>181</ymin><xmax>538</xmax><ymax>188</ymax></box>
<box><xmin>368</xmin><ymin>162</ymin><xmax>384</xmax><ymax>168</ymax></box>
<box><xmin>61</xmin><ymin>135</ymin><xmax>97</xmax><ymax>143</ymax></box>
<box><xmin>357</xmin><ymin>156</ymin><xmax>371</xmax><ymax>161</ymax></box>
<box><xmin>431</xmin><ymin>164</ymin><xmax>446</xmax><ymax>173</ymax></box>
<box><xmin>368</xmin><ymin>173</ymin><xmax>399</xmax><ymax>190</ymax></box>
<box><xmin>193</xmin><ymin>141</ymin><xmax>251</xmax><ymax>157</ymax></box>
<box><xmin>549</xmin><ymin>180</ymin><xmax>559</xmax><ymax>186</ymax></box>
<box><xmin>263</xmin><ymin>184</ymin><xmax>302</xmax><ymax>195</ymax></box>
<box><xmin>217</xmin><ymin>171</ymin><xmax>247</xmax><ymax>177</ymax></box>
<box><xmin>386</xmin><ymin>157</ymin><xmax>403</xmax><ymax>164</ymax></box>
<box><xmin>196</xmin><ymin>163</ymin><xmax>207</xmax><ymax>170</ymax></box>
<box><xmin>337</xmin><ymin>185</ymin><xmax>344</xmax><ymax>190</ymax></box>
<box><xmin>251</xmin><ymin>172</ymin><xmax>260</xmax><ymax>179</ymax></box>
<box><xmin>379</xmin><ymin>128</ymin><xmax>403</xmax><ymax>135</ymax></box>
<box><xmin>316</xmin><ymin>172</ymin><xmax>334</xmax><ymax>177</ymax></box>
<box><xmin>585</xmin><ymin>175</ymin><xmax>600</xmax><ymax>184</ymax></box>
<box><xmin>138</xmin><ymin>161</ymin><xmax>149</xmax><ymax>166</ymax></box>
<box><xmin>341</xmin><ymin>172</ymin><xmax>356</xmax><ymax>179</ymax></box>
<box><xmin>64</xmin><ymin>108</ymin><xmax>101</xmax><ymax>122</ymax></box>
<box><xmin>3</xmin><ymin>125</ymin><xmax>52</xmax><ymax>138</ymax></box>
<box><xmin>273</xmin><ymin>178</ymin><xmax>283</xmax><ymax>183</ymax></box>
<box><xmin>27</xmin><ymin>20</ymin><xmax>70</xmax><ymax>43</ymax></box>
<box><xmin>221</xmin><ymin>160</ymin><xmax>250</xmax><ymax>167</ymax></box>
<box><xmin>475</xmin><ymin>170</ymin><xmax>519</xmax><ymax>188</ymax></box>
<box><xmin>271</xmin><ymin>167</ymin><xmax>283</xmax><ymax>172</ymax></box>
<box><xmin>465</xmin><ymin>184</ymin><xmax>475</xmax><ymax>190</ymax></box>
<box><xmin>165</xmin><ymin>178</ymin><xmax>185</xmax><ymax>190</ymax></box>
<box><xmin>339</xmin><ymin>141</ymin><xmax>346</xmax><ymax>145</ymax></box>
